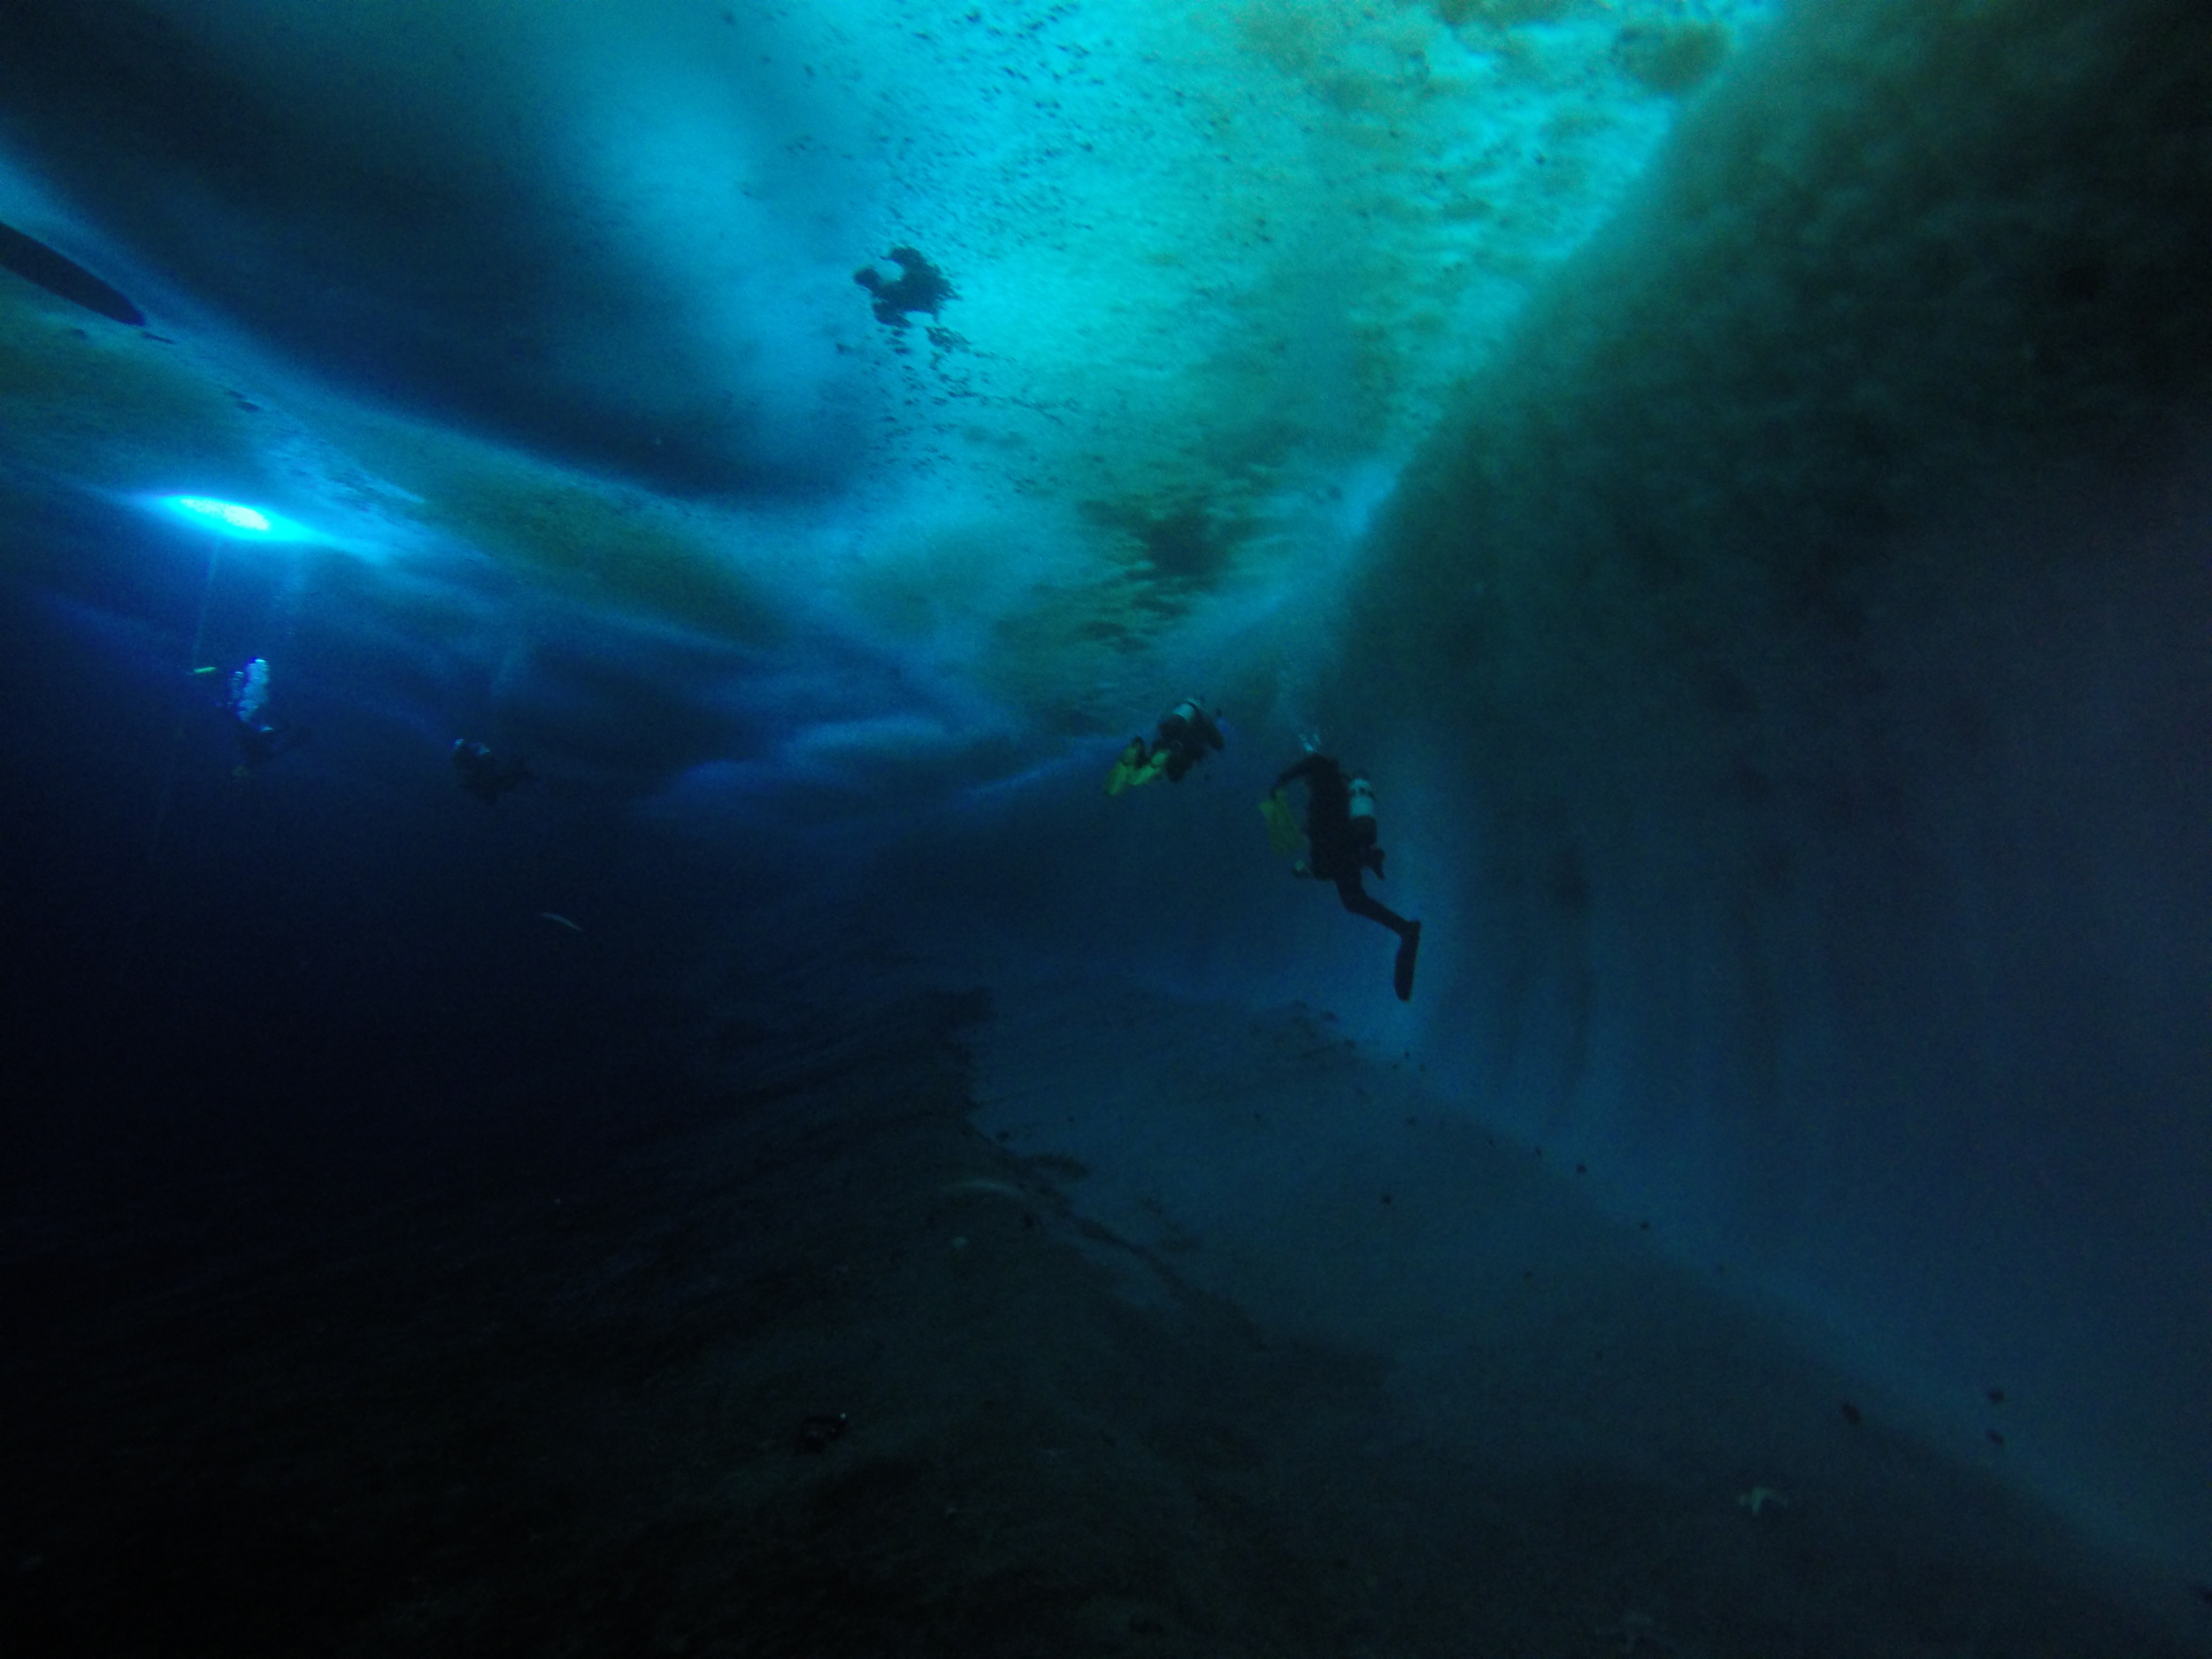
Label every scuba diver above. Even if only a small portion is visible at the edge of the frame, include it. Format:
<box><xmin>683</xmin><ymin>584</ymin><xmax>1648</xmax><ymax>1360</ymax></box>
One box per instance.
<box><xmin>209</xmin><ymin>657</ymin><xmax>311</xmax><ymax>777</ymax></box>
<box><xmin>450</xmin><ymin>739</ymin><xmax>536</xmax><ymax>806</ymax></box>
<box><xmin>1263</xmin><ymin>752</ymin><xmax>1422</xmax><ymax>1002</ymax></box>
<box><xmin>1105</xmin><ymin>696</ymin><xmax>1226</xmax><ymax>795</ymax></box>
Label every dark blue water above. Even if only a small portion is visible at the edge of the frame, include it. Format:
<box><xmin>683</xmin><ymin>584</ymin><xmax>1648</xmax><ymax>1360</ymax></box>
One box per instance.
<box><xmin>3</xmin><ymin>1</ymin><xmax>2209</xmax><ymax>1652</ymax></box>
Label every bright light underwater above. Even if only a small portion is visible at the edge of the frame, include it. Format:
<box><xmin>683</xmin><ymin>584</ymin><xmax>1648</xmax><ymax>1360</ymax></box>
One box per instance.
<box><xmin>160</xmin><ymin>494</ymin><xmax>279</xmax><ymax>536</ymax></box>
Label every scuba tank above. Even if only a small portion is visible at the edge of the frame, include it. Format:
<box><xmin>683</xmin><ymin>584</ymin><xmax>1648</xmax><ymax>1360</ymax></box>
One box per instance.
<box><xmin>1348</xmin><ymin>773</ymin><xmax>1385</xmax><ymax>877</ymax></box>
<box><xmin>1158</xmin><ymin>696</ymin><xmax>1225</xmax><ymax>772</ymax></box>
<box><xmin>1348</xmin><ymin>774</ymin><xmax>1377</xmax><ymax>825</ymax></box>
<box><xmin>227</xmin><ymin>657</ymin><xmax>271</xmax><ymax>725</ymax></box>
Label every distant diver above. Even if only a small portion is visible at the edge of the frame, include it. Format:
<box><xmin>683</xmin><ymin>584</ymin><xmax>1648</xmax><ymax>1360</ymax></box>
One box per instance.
<box><xmin>450</xmin><ymin>739</ymin><xmax>536</xmax><ymax>806</ymax></box>
<box><xmin>208</xmin><ymin>657</ymin><xmax>310</xmax><ymax>777</ymax></box>
<box><xmin>854</xmin><ymin>246</ymin><xmax>955</xmax><ymax>329</ymax></box>
<box><xmin>1264</xmin><ymin>753</ymin><xmax>1422</xmax><ymax>1001</ymax></box>
<box><xmin>1105</xmin><ymin>696</ymin><xmax>1225</xmax><ymax>795</ymax></box>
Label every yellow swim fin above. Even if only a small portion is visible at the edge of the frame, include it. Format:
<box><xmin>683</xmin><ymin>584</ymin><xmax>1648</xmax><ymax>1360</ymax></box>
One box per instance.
<box><xmin>1105</xmin><ymin>738</ymin><xmax>1148</xmax><ymax>795</ymax></box>
<box><xmin>1260</xmin><ymin>789</ymin><xmax>1305</xmax><ymax>858</ymax></box>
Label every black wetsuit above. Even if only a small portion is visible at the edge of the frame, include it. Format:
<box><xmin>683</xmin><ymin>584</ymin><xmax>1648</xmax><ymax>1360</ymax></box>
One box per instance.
<box><xmin>1153</xmin><ymin>703</ymin><xmax>1225</xmax><ymax>782</ymax></box>
<box><xmin>1275</xmin><ymin>756</ymin><xmax>1378</xmax><ymax>884</ymax></box>
<box><xmin>233</xmin><ymin>717</ymin><xmax>309</xmax><ymax>772</ymax></box>
<box><xmin>1275</xmin><ymin>753</ymin><xmax>1421</xmax><ymax>999</ymax></box>
<box><xmin>452</xmin><ymin>741</ymin><xmax>534</xmax><ymax>805</ymax></box>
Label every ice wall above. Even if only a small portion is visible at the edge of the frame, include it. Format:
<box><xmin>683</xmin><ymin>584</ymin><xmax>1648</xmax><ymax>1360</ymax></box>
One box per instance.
<box><xmin>1319</xmin><ymin>0</ymin><xmax>2212</xmax><ymax>1571</ymax></box>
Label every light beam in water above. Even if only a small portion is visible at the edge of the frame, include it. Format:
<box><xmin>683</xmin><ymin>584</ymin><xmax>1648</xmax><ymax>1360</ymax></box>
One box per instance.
<box><xmin>167</xmin><ymin>495</ymin><xmax>274</xmax><ymax>534</ymax></box>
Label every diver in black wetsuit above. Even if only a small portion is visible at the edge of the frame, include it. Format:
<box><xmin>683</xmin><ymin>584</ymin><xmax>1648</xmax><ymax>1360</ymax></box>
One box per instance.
<box><xmin>1269</xmin><ymin>753</ymin><xmax>1422</xmax><ymax>1001</ymax></box>
<box><xmin>1148</xmin><ymin>697</ymin><xmax>1225</xmax><ymax>781</ymax></box>
<box><xmin>1107</xmin><ymin>696</ymin><xmax>1226</xmax><ymax>794</ymax></box>
<box><xmin>233</xmin><ymin>718</ymin><xmax>306</xmax><ymax>772</ymax></box>
<box><xmin>450</xmin><ymin>739</ymin><xmax>536</xmax><ymax>806</ymax></box>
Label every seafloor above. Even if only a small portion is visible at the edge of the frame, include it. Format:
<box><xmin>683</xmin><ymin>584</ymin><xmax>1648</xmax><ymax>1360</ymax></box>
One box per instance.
<box><xmin>3</xmin><ymin>958</ymin><xmax>2194</xmax><ymax>1659</ymax></box>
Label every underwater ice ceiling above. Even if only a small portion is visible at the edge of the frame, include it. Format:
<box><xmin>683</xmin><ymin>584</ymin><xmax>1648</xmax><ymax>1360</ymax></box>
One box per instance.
<box><xmin>0</xmin><ymin>0</ymin><xmax>1762</xmax><ymax>764</ymax></box>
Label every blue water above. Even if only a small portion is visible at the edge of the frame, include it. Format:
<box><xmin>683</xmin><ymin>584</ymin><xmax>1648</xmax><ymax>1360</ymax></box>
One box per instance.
<box><xmin>3</xmin><ymin>1</ymin><xmax>2209</xmax><ymax>1652</ymax></box>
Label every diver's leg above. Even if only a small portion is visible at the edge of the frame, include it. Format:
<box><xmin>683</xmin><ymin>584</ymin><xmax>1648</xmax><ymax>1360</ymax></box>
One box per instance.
<box><xmin>1393</xmin><ymin>920</ymin><xmax>1421</xmax><ymax>1001</ymax></box>
<box><xmin>1334</xmin><ymin>876</ymin><xmax>1407</xmax><ymax>933</ymax></box>
<box><xmin>1336</xmin><ymin>878</ymin><xmax>1422</xmax><ymax>1001</ymax></box>
<box><xmin>1105</xmin><ymin>738</ymin><xmax>1148</xmax><ymax>795</ymax></box>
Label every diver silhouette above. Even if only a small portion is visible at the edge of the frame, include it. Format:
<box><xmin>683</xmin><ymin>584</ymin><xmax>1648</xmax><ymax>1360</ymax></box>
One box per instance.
<box><xmin>450</xmin><ymin>739</ymin><xmax>536</xmax><ymax>806</ymax></box>
<box><xmin>1105</xmin><ymin>696</ymin><xmax>1225</xmax><ymax>795</ymax></box>
<box><xmin>1266</xmin><ymin>753</ymin><xmax>1422</xmax><ymax>1001</ymax></box>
